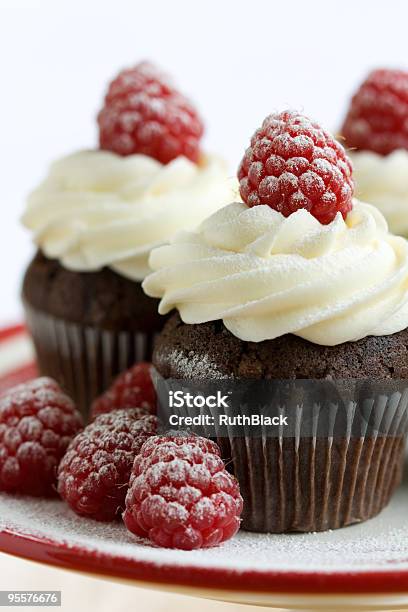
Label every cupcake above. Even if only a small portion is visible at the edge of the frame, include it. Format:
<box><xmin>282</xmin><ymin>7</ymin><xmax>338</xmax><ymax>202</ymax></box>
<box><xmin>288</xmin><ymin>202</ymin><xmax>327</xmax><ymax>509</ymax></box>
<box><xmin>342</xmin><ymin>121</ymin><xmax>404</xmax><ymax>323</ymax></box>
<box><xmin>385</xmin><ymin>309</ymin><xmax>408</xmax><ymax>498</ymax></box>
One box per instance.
<box><xmin>21</xmin><ymin>62</ymin><xmax>237</xmax><ymax>416</ymax></box>
<box><xmin>341</xmin><ymin>68</ymin><xmax>408</xmax><ymax>236</ymax></box>
<box><xmin>144</xmin><ymin>111</ymin><xmax>408</xmax><ymax>533</ymax></box>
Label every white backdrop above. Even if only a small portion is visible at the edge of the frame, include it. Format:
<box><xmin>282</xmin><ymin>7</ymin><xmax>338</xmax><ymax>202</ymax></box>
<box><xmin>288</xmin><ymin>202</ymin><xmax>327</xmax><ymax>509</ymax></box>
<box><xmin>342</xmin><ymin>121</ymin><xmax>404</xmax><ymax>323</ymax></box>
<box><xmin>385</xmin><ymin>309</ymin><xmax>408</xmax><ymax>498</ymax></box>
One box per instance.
<box><xmin>2</xmin><ymin>0</ymin><xmax>408</xmax><ymax>324</ymax></box>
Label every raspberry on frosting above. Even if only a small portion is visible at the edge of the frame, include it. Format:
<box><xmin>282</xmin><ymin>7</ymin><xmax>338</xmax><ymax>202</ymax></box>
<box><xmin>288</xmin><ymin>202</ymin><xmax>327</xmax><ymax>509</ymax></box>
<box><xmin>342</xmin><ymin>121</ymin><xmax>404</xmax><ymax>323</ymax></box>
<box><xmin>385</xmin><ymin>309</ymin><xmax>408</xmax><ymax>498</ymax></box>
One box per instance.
<box><xmin>90</xmin><ymin>363</ymin><xmax>157</xmax><ymax>421</ymax></box>
<box><xmin>0</xmin><ymin>378</ymin><xmax>83</xmax><ymax>497</ymax></box>
<box><xmin>238</xmin><ymin>110</ymin><xmax>354</xmax><ymax>224</ymax></box>
<box><xmin>98</xmin><ymin>61</ymin><xmax>204</xmax><ymax>164</ymax></box>
<box><xmin>123</xmin><ymin>435</ymin><xmax>243</xmax><ymax>550</ymax></box>
<box><xmin>58</xmin><ymin>409</ymin><xmax>158</xmax><ymax>521</ymax></box>
<box><xmin>341</xmin><ymin>69</ymin><xmax>408</xmax><ymax>156</ymax></box>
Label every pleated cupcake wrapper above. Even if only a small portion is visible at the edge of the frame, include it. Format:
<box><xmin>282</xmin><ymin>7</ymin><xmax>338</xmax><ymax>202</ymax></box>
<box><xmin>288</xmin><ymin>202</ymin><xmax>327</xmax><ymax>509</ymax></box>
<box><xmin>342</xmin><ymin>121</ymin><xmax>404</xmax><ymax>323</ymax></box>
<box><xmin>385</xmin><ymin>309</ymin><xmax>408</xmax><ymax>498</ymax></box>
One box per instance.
<box><xmin>153</xmin><ymin>374</ymin><xmax>408</xmax><ymax>533</ymax></box>
<box><xmin>24</xmin><ymin>304</ymin><xmax>157</xmax><ymax>418</ymax></box>
<box><xmin>218</xmin><ymin>432</ymin><xmax>406</xmax><ymax>533</ymax></box>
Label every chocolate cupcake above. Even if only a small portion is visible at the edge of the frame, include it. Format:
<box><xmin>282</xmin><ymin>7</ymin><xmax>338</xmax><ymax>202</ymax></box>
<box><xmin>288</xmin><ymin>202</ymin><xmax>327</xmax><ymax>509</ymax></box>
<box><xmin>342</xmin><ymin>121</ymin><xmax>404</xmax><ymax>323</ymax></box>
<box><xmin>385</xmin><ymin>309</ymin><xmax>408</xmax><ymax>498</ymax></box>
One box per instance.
<box><xmin>341</xmin><ymin>69</ymin><xmax>408</xmax><ymax>237</ymax></box>
<box><xmin>144</xmin><ymin>111</ymin><xmax>408</xmax><ymax>533</ymax></box>
<box><xmin>21</xmin><ymin>62</ymin><xmax>236</xmax><ymax>416</ymax></box>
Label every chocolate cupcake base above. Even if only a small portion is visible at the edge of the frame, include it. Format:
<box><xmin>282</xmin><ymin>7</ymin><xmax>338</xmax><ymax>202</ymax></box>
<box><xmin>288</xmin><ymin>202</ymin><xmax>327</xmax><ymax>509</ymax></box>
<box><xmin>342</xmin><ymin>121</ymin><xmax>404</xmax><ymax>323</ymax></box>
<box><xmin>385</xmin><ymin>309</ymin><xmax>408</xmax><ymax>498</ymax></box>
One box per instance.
<box><xmin>153</xmin><ymin>314</ymin><xmax>408</xmax><ymax>533</ymax></box>
<box><xmin>22</xmin><ymin>252</ymin><xmax>166</xmax><ymax>417</ymax></box>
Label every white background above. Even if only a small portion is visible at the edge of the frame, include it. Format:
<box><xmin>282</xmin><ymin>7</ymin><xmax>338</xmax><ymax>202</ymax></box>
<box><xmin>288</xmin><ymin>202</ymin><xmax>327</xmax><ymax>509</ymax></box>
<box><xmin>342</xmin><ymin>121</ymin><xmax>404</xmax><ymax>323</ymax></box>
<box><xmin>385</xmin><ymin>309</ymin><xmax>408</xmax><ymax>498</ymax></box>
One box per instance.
<box><xmin>1</xmin><ymin>0</ymin><xmax>408</xmax><ymax>324</ymax></box>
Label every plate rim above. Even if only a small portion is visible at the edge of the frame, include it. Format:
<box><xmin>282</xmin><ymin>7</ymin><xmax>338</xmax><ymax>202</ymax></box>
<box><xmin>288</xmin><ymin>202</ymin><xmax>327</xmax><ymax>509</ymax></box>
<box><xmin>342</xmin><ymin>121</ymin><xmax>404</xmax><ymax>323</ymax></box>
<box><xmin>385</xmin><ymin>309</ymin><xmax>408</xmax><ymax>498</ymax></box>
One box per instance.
<box><xmin>1</xmin><ymin>323</ymin><xmax>408</xmax><ymax>595</ymax></box>
<box><xmin>1</xmin><ymin>527</ymin><xmax>408</xmax><ymax>595</ymax></box>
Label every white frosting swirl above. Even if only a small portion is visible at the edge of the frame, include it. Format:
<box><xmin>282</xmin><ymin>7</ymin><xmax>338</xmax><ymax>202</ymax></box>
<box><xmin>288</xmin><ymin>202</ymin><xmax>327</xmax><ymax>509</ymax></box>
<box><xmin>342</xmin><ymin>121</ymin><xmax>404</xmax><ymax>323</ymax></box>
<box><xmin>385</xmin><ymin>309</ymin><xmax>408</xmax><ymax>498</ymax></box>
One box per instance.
<box><xmin>143</xmin><ymin>200</ymin><xmax>408</xmax><ymax>346</ymax></box>
<box><xmin>351</xmin><ymin>149</ymin><xmax>408</xmax><ymax>236</ymax></box>
<box><xmin>22</xmin><ymin>151</ymin><xmax>237</xmax><ymax>281</ymax></box>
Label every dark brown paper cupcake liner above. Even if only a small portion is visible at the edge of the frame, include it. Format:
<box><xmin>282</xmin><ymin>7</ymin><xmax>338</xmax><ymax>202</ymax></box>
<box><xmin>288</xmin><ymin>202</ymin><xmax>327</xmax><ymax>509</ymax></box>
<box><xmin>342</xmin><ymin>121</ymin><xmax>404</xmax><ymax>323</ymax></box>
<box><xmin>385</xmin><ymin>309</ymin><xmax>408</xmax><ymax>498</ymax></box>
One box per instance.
<box><xmin>216</xmin><ymin>435</ymin><xmax>405</xmax><ymax>533</ymax></box>
<box><xmin>214</xmin><ymin>390</ymin><xmax>408</xmax><ymax>533</ymax></box>
<box><xmin>24</xmin><ymin>304</ymin><xmax>157</xmax><ymax>418</ymax></box>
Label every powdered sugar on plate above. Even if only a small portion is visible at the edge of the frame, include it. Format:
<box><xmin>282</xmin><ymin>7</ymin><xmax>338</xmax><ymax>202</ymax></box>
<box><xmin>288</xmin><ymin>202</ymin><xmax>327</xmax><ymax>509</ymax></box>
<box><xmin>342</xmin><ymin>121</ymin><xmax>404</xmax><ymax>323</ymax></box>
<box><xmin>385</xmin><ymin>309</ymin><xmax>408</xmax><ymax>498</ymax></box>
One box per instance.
<box><xmin>0</xmin><ymin>474</ymin><xmax>407</xmax><ymax>574</ymax></box>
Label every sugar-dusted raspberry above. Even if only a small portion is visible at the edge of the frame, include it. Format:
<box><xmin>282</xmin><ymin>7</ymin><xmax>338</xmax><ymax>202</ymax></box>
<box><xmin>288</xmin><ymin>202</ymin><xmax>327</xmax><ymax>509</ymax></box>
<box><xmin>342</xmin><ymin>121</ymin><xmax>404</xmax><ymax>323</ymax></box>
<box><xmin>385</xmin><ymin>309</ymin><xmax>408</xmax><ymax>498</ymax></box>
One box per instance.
<box><xmin>238</xmin><ymin>110</ymin><xmax>354</xmax><ymax>224</ymax></box>
<box><xmin>58</xmin><ymin>409</ymin><xmax>158</xmax><ymax>521</ymax></box>
<box><xmin>90</xmin><ymin>363</ymin><xmax>157</xmax><ymax>421</ymax></box>
<box><xmin>0</xmin><ymin>378</ymin><xmax>83</xmax><ymax>497</ymax></box>
<box><xmin>98</xmin><ymin>61</ymin><xmax>204</xmax><ymax>164</ymax></box>
<box><xmin>341</xmin><ymin>69</ymin><xmax>408</xmax><ymax>156</ymax></box>
<box><xmin>123</xmin><ymin>435</ymin><xmax>242</xmax><ymax>550</ymax></box>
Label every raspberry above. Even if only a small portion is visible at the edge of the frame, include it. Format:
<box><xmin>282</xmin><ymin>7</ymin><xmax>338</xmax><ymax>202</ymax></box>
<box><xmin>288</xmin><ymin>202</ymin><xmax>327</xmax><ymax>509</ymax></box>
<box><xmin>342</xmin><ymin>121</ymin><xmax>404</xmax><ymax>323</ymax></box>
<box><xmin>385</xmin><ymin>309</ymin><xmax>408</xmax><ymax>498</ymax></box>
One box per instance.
<box><xmin>238</xmin><ymin>110</ymin><xmax>354</xmax><ymax>224</ymax></box>
<box><xmin>0</xmin><ymin>378</ymin><xmax>83</xmax><ymax>497</ymax></box>
<box><xmin>98</xmin><ymin>61</ymin><xmax>204</xmax><ymax>164</ymax></box>
<box><xmin>341</xmin><ymin>69</ymin><xmax>408</xmax><ymax>155</ymax></box>
<box><xmin>90</xmin><ymin>363</ymin><xmax>157</xmax><ymax>421</ymax></box>
<box><xmin>58</xmin><ymin>409</ymin><xmax>158</xmax><ymax>521</ymax></box>
<box><xmin>123</xmin><ymin>435</ymin><xmax>242</xmax><ymax>550</ymax></box>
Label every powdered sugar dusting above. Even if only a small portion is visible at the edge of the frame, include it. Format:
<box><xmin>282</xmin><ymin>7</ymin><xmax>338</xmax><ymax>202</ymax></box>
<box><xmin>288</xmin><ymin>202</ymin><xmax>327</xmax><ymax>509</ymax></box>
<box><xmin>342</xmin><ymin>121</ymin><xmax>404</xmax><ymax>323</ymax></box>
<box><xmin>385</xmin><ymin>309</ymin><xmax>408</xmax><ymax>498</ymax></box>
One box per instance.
<box><xmin>158</xmin><ymin>348</ymin><xmax>230</xmax><ymax>380</ymax></box>
<box><xmin>1</xmin><ymin>475</ymin><xmax>408</xmax><ymax>573</ymax></box>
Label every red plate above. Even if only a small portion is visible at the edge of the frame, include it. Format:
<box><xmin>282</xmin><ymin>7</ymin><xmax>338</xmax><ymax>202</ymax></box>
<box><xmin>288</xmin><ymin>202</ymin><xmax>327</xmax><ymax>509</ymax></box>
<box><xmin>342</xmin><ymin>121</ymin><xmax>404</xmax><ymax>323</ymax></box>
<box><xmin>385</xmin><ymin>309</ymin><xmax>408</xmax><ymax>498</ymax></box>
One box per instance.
<box><xmin>0</xmin><ymin>325</ymin><xmax>407</xmax><ymax>609</ymax></box>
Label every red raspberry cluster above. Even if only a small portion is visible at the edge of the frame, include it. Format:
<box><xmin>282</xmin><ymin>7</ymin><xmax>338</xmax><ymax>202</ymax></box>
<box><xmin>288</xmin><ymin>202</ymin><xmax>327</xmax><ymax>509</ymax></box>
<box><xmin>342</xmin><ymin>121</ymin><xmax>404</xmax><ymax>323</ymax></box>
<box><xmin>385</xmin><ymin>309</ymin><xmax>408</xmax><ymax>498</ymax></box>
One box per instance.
<box><xmin>238</xmin><ymin>110</ymin><xmax>354</xmax><ymax>224</ymax></box>
<box><xmin>58</xmin><ymin>409</ymin><xmax>158</xmax><ymax>521</ymax></box>
<box><xmin>123</xmin><ymin>435</ymin><xmax>243</xmax><ymax>550</ymax></box>
<box><xmin>1</xmin><ymin>372</ymin><xmax>242</xmax><ymax>549</ymax></box>
<box><xmin>341</xmin><ymin>69</ymin><xmax>408</xmax><ymax>155</ymax></box>
<box><xmin>90</xmin><ymin>363</ymin><xmax>156</xmax><ymax>421</ymax></box>
<box><xmin>98</xmin><ymin>61</ymin><xmax>204</xmax><ymax>164</ymax></box>
<box><xmin>0</xmin><ymin>378</ymin><xmax>83</xmax><ymax>496</ymax></box>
